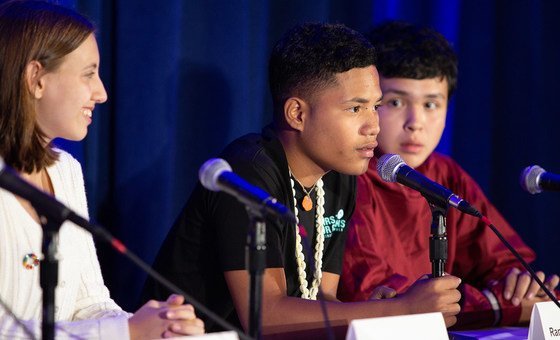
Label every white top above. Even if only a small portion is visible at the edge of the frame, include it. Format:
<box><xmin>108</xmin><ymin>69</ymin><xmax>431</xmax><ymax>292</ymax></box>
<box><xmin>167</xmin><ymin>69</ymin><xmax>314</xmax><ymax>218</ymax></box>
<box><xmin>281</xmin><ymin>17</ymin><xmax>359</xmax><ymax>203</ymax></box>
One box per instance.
<box><xmin>0</xmin><ymin>150</ymin><xmax>131</xmax><ymax>339</ymax></box>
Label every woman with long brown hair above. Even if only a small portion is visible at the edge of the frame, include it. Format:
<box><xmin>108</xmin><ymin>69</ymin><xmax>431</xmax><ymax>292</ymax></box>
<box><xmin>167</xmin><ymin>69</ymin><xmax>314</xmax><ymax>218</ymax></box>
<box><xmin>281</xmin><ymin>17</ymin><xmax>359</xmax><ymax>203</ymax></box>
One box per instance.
<box><xmin>0</xmin><ymin>1</ymin><xmax>204</xmax><ymax>338</ymax></box>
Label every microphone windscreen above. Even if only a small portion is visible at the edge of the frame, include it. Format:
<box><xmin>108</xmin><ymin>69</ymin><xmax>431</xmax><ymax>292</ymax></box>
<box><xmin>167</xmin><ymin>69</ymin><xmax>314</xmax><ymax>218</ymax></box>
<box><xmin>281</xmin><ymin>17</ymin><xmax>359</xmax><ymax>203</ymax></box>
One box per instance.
<box><xmin>520</xmin><ymin>165</ymin><xmax>545</xmax><ymax>194</ymax></box>
<box><xmin>377</xmin><ymin>154</ymin><xmax>405</xmax><ymax>182</ymax></box>
<box><xmin>199</xmin><ymin>158</ymin><xmax>232</xmax><ymax>192</ymax></box>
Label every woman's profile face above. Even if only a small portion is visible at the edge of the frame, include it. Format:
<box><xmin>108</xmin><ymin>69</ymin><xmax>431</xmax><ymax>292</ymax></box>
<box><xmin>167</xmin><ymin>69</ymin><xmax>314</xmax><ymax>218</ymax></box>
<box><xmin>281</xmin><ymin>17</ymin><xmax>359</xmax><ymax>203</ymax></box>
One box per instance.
<box><xmin>35</xmin><ymin>33</ymin><xmax>107</xmax><ymax>142</ymax></box>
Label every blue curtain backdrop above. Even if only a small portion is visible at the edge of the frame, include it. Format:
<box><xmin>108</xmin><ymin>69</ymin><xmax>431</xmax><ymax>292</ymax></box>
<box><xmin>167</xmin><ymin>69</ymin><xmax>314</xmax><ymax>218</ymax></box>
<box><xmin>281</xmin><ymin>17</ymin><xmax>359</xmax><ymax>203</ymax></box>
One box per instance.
<box><xmin>6</xmin><ymin>0</ymin><xmax>559</xmax><ymax>311</ymax></box>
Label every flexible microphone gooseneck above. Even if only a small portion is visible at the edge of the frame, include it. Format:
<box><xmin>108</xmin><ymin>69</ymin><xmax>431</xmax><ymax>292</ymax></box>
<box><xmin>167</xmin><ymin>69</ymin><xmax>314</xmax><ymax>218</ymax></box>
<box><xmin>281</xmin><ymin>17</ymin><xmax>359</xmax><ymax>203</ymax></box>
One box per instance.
<box><xmin>0</xmin><ymin>157</ymin><xmax>253</xmax><ymax>340</ymax></box>
<box><xmin>377</xmin><ymin>154</ymin><xmax>560</xmax><ymax>309</ymax></box>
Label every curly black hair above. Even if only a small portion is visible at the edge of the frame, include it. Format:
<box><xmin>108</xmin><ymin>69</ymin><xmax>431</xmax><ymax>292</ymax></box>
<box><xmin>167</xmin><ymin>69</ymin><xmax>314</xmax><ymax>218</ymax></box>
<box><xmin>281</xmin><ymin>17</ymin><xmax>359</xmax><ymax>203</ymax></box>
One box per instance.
<box><xmin>368</xmin><ymin>21</ymin><xmax>458</xmax><ymax>97</ymax></box>
<box><xmin>269</xmin><ymin>23</ymin><xmax>376</xmax><ymax>122</ymax></box>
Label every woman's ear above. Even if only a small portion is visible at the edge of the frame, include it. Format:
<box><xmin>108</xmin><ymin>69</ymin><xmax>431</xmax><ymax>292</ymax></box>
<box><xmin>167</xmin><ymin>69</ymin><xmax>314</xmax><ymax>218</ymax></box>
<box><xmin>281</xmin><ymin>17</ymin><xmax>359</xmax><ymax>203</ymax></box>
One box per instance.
<box><xmin>25</xmin><ymin>60</ymin><xmax>45</xmax><ymax>99</ymax></box>
<box><xmin>283</xmin><ymin>97</ymin><xmax>307</xmax><ymax>131</ymax></box>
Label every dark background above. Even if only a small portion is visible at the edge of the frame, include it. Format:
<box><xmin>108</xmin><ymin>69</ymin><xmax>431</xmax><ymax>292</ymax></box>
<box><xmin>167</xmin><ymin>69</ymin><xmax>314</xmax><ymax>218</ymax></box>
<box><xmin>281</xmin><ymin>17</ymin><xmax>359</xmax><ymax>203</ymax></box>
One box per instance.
<box><xmin>6</xmin><ymin>0</ymin><xmax>560</xmax><ymax>312</ymax></box>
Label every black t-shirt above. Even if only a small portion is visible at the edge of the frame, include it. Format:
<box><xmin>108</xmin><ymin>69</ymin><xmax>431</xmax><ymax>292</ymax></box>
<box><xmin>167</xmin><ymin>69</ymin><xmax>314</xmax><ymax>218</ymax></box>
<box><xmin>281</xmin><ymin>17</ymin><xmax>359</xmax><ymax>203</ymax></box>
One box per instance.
<box><xmin>141</xmin><ymin>127</ymin><xmax>356</xmax><ymax>332</ymax></box>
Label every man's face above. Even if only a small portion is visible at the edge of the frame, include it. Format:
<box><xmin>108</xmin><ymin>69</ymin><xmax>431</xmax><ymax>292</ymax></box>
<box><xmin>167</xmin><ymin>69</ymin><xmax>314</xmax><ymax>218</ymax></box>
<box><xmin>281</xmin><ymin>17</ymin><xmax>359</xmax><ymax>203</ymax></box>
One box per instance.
<box><xmin>376</xmin><ymin>77</ymin><xmax>448</xmax><ymax>168</ymax></box>
<box><xmin>300</xmin><ymin>65</ymin><xmax>382</xmax><ymax>176</ymax></box>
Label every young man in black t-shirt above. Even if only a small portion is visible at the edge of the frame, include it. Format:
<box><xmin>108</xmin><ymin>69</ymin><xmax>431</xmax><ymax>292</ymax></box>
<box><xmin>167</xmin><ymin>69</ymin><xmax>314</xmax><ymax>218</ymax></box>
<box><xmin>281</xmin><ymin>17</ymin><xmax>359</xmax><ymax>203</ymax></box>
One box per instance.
<box><xmin>142</xmin><ymin>23</ymin><xmax>462</xmax><ymax>334</ymax></box>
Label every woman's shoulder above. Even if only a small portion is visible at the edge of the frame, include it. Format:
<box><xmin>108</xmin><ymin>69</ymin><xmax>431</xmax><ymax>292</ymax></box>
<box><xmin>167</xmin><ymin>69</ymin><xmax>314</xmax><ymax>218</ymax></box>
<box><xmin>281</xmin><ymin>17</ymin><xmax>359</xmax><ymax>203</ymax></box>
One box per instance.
<box><xmin>48</xmin><ymin>148</ymin><xmax>86</xmax><ymax>195</ymax></box>
<box><xmin>51</xmin><ymin>148</ymin><xmax>83</xmax><ymax>173</ymax></box>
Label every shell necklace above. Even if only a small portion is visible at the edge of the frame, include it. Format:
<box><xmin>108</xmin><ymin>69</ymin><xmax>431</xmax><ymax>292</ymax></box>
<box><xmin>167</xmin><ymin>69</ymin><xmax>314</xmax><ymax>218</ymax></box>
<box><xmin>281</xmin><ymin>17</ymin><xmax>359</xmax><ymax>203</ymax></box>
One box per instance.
<box><xmin>289</xmin><ymin>169</ymin><xmax>325</xmax><ymax>300</ymax></box>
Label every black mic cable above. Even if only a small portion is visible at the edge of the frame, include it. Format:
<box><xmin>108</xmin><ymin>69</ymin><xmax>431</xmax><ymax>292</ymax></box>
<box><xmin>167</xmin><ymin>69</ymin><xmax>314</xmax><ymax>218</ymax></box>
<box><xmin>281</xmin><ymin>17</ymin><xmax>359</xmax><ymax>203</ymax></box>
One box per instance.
<box><xmin>0</xmin><ymin>159</ymin><xmax>253</xmax><ymax>340</ymax></box>
<box><xmin>85</xmin><ymin>221</ymin><xmax>254</xmax><ymax>340</ymax></box>
<box><xmin>0</xmin><ymin>216</ymin><xmax>253</xmax><ymax>340</ymax></box>
<box><xmin>378</xmin><ymin>154</ymin><xmax>560</xmax><ymax>310</ymax></box>
<box><xmin>477</xmin><ymin>214</ymin><xmax>560</xmax><ymax>310</ymax></box>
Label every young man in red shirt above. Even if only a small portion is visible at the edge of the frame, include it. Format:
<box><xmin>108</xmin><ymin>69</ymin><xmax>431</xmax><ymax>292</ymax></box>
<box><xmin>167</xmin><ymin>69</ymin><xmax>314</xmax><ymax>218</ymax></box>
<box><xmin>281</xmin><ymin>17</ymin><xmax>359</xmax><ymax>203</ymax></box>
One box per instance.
<box><xmin>339</xmin><ymin>21</ymin><xmax>559</xmax><ymax>328</ymax></box>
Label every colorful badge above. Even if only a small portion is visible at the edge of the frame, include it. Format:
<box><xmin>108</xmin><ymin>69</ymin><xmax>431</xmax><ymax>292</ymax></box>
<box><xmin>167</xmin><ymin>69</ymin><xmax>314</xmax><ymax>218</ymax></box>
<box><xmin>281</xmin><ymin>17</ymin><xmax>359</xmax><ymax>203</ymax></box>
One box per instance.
<box><xmin>22</xmin><ymin>253</ymin><xmax>40</xmax><ymax>270</ymax></box>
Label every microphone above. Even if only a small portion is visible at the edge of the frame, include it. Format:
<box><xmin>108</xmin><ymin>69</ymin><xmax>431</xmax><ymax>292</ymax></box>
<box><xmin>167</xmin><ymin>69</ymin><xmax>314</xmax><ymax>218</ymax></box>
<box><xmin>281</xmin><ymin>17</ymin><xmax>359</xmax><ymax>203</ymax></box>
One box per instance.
<box><xmin>520</xmin><ymin>165</ymin><xmax>560</xmax><ymax>194</ymax></box>
<box><xmin>0</xmin><ymin>156</ymin><xmax>80</xmax><ymax>225</ymax></box>
<box><xmin>199</xmin><ymin>158</ymin><xmax>296</xmax><ymax>224</ymax></box>
<box><xmin>0</xmin><ymin>156</ymin><xmax>123</xmax><ymax>249</ymax></box>
<box><xmin>0</xmin><ymin>156</ymin><xmax>252</xmax><ymax>339</ymax></box>
<box><xmin>377</xmin><ymin>154</ymin><xmax>481</xmax><ymax>217</ymax></box>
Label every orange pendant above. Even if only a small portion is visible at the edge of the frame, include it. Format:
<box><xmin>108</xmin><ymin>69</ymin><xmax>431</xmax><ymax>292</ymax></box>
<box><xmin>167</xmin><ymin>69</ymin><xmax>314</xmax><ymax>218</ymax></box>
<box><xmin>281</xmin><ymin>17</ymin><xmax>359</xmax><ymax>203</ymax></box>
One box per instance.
<box><xmin>302</xmin><ymin>195</ymin><xmax>313</xmax><ymax>211</ymax></box>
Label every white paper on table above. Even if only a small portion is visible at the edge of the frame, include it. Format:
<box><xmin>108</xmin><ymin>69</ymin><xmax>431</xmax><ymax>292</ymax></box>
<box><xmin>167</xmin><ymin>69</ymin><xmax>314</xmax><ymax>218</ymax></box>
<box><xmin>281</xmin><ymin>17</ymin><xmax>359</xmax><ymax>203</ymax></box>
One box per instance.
<box><xmin>528</xmin><ymin>301</ymin><xmax>560</xmax><ymax>340</ymax></box>
<box><xmin>161</xmin><ymin>331</ymin><xmax>238</xmax><ymax>340</ymax></box>
<box><xmin>346</xmin><ymin>312</ymin><xmax>448</xmax><ymax>340</ymax></box>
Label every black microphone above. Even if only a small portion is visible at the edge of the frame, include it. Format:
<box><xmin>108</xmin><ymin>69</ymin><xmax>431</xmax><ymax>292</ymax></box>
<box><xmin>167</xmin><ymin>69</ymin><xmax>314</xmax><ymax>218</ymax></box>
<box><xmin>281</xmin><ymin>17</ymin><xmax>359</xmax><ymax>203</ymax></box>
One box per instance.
<box><xmin>0</xmin><ymin>156</ymin><xmax>123</xmax><ymax>247</ymax></box>
<box><xmin>0</xmin><ymin>156</ymin><xmax>83</xmax><ymax>225</ymax></box>
<box><xmin>0</xmin><ymin>156</ymin><xmax>252</xmax><ymax>339</ymax></box>
<box><xmin>520</xmin><ymin>165</ymin><xmax>560</xmax><ymax>194</ymax></box>
<box><xmin>377</xmin><ymin>154</ymin><xmax>481</xmax><ymax>217</ymax></box>
<box><xmin>199</xmin><ymin>158</ymin><xmax>296</xmax><ymax>224</ymax></box>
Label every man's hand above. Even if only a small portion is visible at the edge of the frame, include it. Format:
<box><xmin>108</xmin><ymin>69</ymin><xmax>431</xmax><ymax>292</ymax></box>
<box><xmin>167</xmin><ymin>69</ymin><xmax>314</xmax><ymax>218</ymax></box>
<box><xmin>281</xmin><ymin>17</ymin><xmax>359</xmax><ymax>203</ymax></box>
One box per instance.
<box><xmin>503</xmin><ymin>267</ymin><xmax>559</xmax><ymax>306</ymax></box>
<box><xmin>397</xmin><ymin>275</ymin><xmax>461</xmax><ymax>327</ymax></box>
<box><xmin>128</xmin><ymin>294</ymin><xmax>205</xmax><ymax>339</ymax></box>
<box><xmin>518</xmin><ymin>294</ymin><xmax>550</xmax><ymax>323</ymax></box>
<box><xmin>369</xmin><ymin>285</ymin><xmax>397</xmax><ymax>300</ymax></box>
<box><xmin>499</xmin><ymin>267</ymin><xmax>559</xmax><ymax>324</ymax></box>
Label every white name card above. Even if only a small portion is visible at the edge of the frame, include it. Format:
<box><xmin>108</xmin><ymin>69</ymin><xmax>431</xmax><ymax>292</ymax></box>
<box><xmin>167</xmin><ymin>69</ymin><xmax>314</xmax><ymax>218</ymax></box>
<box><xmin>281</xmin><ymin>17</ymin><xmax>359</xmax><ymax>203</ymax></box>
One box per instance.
<box><xmin>346</xmin><ymin>312</ymin><xmax>448</xmax><ymax>340</ymax></box>
<box><xmin>164</xmin><ymin>331</ymin><xmax>239</xmax><ymax>340</ymax></box>
<box><xmin>529</xmin><ymin>301</ymin><xmax>560</xmax><ymax>340</ymax></box>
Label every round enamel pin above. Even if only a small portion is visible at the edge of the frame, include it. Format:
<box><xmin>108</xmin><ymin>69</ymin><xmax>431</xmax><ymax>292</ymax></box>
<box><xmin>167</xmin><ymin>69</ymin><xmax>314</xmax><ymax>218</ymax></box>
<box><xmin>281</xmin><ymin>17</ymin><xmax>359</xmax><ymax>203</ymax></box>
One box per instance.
<box><xmin>22</xmin><ymin>253</ymin><xmax>40</xmax><ymax>270</ymax></box>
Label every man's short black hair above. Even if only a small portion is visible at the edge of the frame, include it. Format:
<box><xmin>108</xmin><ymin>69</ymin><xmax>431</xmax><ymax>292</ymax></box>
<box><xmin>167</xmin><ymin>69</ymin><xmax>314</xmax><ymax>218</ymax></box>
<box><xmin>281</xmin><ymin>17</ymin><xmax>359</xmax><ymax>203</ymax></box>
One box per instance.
<box><xmin>269</xmin><ymin>23</ymin><xmax>376</xmax><ymax>123</ymax></box>
<box><xmin>368</xmin><ymin>21</ymin><xmax>458</xmax><ymax>97</ymax></box>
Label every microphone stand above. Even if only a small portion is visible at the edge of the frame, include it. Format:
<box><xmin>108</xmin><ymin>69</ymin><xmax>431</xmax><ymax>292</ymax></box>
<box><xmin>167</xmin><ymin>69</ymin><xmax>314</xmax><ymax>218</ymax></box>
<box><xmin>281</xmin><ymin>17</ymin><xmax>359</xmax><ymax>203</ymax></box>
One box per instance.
<box><xmin>246</xmin><ymin>209</ymin><xmax>266</xmax><ymax>340</ymax></box>
<box><xmin>39</xmin><ymin>212</ymin><xmax>254</xmax><ymax>340</ymax></box>
<box><xmin>0</xmin><ymin>162</ymin><xmax>253</xmax><ymax>339</ymax></box>
<box><xmin>429</xmin><ymin>204</ymin><xmax>448</xmax><ymax>278</ymax></box>
<box><xmin>39</xmin><ymin>215</ymin><xmax>64</xmax><ymax>340</ymax></box>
